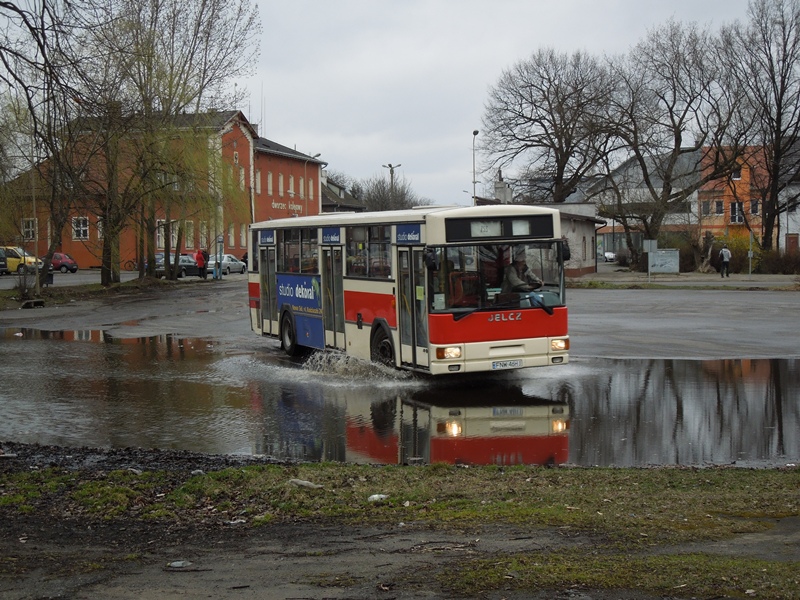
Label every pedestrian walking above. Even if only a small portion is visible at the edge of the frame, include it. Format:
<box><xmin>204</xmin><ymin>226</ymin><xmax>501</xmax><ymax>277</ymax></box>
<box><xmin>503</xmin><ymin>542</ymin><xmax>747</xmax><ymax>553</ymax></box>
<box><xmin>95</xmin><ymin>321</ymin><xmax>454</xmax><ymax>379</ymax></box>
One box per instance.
<box><xmin>719</xmin><ymin>244</ymin><xmax>731</xmax><ymax>278</ymax></box>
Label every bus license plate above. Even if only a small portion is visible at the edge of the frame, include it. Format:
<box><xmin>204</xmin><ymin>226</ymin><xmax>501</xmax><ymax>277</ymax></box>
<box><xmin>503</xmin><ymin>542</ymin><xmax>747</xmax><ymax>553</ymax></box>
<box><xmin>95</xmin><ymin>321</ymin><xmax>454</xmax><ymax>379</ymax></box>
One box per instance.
<box><xmin>492</xmin><ymin>359</ymin><xmax>522</xmax><ymax>370</ymax></box>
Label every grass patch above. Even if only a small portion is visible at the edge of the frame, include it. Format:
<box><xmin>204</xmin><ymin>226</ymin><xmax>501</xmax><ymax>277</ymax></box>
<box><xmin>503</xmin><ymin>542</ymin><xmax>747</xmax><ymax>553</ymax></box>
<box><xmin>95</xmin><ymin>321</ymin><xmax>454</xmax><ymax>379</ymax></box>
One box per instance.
<box><xmin>2</xmin><ymin>464</ymin><xmax>798</xmax><ymax>543</ymax></box>
<box><xmin>447</xmin><ymin>550</ymin><xmax>800</xmax><ymax>599</ymax></box>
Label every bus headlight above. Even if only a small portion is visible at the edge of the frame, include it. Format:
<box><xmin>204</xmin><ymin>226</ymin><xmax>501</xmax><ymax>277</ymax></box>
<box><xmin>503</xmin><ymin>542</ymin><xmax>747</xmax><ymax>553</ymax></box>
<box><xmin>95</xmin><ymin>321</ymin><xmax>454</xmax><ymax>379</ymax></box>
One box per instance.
<box><xmin>436</xmin><ymin>346</ymin><xmax>462</xmax><ymax>359</ymax></box>
<box><xmin>551</xmin><ymin>419</ymin><xmax>568</xmax><ymax>434</ymax></box>
<box><xmin>551</xmin><ymin>338</ymin><xmax>569</xmax><ymax>352</ymax></box>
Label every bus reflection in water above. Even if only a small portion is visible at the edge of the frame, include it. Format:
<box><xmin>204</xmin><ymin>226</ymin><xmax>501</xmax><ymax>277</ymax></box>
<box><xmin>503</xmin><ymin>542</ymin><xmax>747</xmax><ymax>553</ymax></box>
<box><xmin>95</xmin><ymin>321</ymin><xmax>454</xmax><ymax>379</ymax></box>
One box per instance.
<box><xmin>345</xmin><ymin>386</ymin><xmax>571</xmax><ymax>466</ymax></box>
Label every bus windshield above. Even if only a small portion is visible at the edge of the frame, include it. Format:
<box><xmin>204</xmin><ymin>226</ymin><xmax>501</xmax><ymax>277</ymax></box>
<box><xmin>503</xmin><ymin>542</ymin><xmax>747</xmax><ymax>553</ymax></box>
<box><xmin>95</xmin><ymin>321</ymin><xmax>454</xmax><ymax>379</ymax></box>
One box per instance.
<box><xmin>427</xmin><ymin>242</ymin><xmax>564</xmax><ymax>312</ymax></box>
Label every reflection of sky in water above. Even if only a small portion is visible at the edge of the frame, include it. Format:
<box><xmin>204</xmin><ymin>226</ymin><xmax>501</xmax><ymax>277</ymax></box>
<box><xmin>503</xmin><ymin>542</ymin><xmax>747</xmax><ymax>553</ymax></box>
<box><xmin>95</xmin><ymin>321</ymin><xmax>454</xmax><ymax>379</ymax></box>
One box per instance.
<box><xmin>1</xmin><ymin>328</ymin><xmax>798</xmax><ymax>467</ymax></box>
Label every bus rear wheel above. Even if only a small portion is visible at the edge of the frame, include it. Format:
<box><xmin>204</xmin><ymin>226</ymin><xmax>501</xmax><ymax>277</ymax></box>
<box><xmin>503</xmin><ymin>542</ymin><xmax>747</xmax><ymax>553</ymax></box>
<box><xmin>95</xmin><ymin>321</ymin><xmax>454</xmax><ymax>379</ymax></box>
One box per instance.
<box><xmin>281</xmin><ymin>313</ymin><xmax>300</xmax><ymax>356</ymax></box>
<box><xmin>370</xmin><ymin>328</ymin><xmax>394</xmax><ymax>368</ymax></box>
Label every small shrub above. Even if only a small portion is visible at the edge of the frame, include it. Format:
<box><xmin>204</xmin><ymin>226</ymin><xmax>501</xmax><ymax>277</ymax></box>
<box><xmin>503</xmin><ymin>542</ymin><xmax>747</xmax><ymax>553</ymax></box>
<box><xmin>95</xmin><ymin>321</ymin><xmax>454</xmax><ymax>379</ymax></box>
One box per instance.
<box><xmin>757</xmin><ymin>249</ymin><xmax>800</xmax><ymax>274</ymax></box>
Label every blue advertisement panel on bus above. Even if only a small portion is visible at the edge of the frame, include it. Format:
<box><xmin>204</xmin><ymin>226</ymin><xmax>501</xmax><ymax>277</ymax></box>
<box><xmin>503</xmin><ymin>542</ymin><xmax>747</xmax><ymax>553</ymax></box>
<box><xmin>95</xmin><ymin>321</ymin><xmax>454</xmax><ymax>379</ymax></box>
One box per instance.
<box><xmin>277</xmin><ymin>273</ymin><xmax>324</xmax><ymax>349</ymax></box>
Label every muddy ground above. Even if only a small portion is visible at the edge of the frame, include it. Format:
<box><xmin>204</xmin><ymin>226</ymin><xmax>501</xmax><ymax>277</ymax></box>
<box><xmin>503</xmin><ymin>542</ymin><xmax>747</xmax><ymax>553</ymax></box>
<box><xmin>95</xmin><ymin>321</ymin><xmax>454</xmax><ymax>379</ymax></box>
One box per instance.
<box><xmin>1</xmin><ymin>278</ymin><xmax>798</xmax><ymax>599</ymax></box>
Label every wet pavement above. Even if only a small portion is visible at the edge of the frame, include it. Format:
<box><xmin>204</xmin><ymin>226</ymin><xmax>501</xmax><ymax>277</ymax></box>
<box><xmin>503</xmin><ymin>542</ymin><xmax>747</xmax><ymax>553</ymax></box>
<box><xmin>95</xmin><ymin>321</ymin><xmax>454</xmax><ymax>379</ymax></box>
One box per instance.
<box><xmin>1</xmin><ymin>274</ymin><xmax>798</xmax><ymax>468</ymax></box>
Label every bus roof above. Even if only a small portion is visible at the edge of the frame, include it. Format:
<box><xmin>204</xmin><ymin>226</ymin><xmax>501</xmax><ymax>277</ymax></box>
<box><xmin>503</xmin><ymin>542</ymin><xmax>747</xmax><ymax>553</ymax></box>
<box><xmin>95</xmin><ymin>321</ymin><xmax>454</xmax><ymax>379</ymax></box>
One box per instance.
<box><xmin>251</xmin><ymin>204</ymin><xmax>561</xmax><ymax>231</ymax></box>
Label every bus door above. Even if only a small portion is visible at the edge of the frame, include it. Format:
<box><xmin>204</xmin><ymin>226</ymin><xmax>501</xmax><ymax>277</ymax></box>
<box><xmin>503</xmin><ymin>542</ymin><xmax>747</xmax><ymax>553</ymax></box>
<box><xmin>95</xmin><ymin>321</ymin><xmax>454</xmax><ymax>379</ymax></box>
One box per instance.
<box><xmin>398</xmin><ymin>247</ymin><xmax>429</xmax><ymax>369</ymax></box>
<box><xmin>260</xmin><ymin>246</ymin><xmax>278</xmax><ymax>335</ymax></box>
<box><xmin>322</xmin><ymin>246</ymin><xmax>345</xmax><ymax>350</ymax></box>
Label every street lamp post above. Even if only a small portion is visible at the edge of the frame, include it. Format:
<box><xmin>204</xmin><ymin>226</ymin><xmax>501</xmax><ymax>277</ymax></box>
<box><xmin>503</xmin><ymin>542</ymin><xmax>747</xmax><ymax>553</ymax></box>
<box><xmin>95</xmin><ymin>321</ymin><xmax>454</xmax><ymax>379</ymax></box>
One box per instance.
<box><xmin>472</xmin><ymin>130</ymin><xmax>479</xmax><ymax>204</ymax></box>
<box><xmin>382</xmin><ymin>163</ymin><xmax>401</xmax><ymax>206</ymax></box>
<box><xmin>303</xmin><ymin>153</ymin><xmax>321</xmax><ymax>215</ymax></box>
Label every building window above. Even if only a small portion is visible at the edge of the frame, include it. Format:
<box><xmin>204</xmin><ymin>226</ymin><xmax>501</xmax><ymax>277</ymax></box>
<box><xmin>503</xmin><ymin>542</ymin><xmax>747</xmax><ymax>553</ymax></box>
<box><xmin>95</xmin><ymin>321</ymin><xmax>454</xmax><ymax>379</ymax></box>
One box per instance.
<box><xmin>228</xmin><ymin>223</ymin><xmax>235</xmax><ymax>247</ymax></box>
<box><xmin>22</xmin><ymin>218</ymin><xmax>36</xmax><ymax>241</ymax></box>
<box><xmin>97</xmin><ymin>217</ymin><xmax>104</xmax><ymax>240</ymax></box>
<box><xmin>299</xmin><ymin>176</ymin><xmax>305</xmax><ymax>199</ymax></box>
<box><xmin>72</xmin><ymin>216</ymin><xmax>89</xmax><ymax>241</ymax></box>
<box><xmin>731</xmin><ymin>167</ymin><xmax>742</xmax><ymax>180</ymax></box>
<box><xmin>255</xmin><ymin>170</ymin><xmax>261</xmax><ymax>195</ymax></box>
<box><xmin>240</xmin><ymin>224</ymin><xmax>247</xmax><ymax>248</ymax></box>
<box><xmin>701</xmin><ymin>201</ymin><xmax>711</xmax><ymax>216</ymax></box>
<box><xmin>267</xmin><ymin>172</ymin><xmax>273</xmax><ymax>195</ymax></box>
<box><xmin>715</xmin><ymin>201</ymin><xmax>724</xmax><ymax>215</ymax></box>
<box><xmin>239</xmin><ymin>166</ymin><xmax>245</xmax><ymax>191</ymax></box>
<box><xmin>200</xmin><ymin>221</ymin><xmax>208</xmax><ymax>249</ymax></box>
<box><xmin>731</xmin><ymin>202</ymin><xmax>744</xmax><ymax>224</ymax></box>
<box><xmin>308</xmin><ymin>177</ymin><xmax>314</xmax><ymax>201</ymax></box>
<box><xmin>288</xmin><ymin>175</ymin><xmax>294</xmax><ymax>196</ymax></box>
<box><xmin>278</xmin><ymin>173</ymin><xmax>284</xmax><ymax>197</ymax></box>
<box><xmin>751</xmin><ymin>199</ymin><xmax>759</xmax><ymax>215</ymax></box>
<box><xmin>185</xmin><ymin>221</ymin><xmax>194</xmax><ymax>249</ymax></box>
<box><xmin>156</xmin><ymin>219</ymin><xmax>179</xmax><ymax>249</ymax></box>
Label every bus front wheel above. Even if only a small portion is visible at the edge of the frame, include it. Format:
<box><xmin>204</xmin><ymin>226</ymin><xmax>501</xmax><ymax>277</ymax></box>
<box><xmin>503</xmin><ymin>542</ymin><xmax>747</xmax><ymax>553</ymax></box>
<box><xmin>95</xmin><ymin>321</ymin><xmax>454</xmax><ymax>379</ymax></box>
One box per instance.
<box><xmin>281</xmin><ymin>313</ymin><xmax>300</xmax><ymax>356</ymax></box>
<box><xmin>370</xmin><ymin>328</ymin><xmax>394</xmax><ymax>368</ymax></box>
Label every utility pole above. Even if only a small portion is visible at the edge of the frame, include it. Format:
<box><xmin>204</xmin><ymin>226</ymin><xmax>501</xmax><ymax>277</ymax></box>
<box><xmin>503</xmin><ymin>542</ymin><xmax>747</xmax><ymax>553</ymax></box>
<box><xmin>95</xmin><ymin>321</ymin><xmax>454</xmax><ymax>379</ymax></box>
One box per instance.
<box><xmin>382</xmin><ymin>163</ymin><xmax>401</xmax><ymax>207</ymax></box>
<box><xmin>472</xmin><ymin>130</ymin><xmax>479</xmax><ymax>204</ymax></box>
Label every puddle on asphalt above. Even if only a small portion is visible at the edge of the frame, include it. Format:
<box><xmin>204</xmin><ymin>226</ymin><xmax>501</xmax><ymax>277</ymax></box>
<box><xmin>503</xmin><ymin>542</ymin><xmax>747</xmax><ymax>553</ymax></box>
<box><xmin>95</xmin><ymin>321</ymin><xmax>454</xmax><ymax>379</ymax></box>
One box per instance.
<box><xmin>1</xmin><ymin>328</ymin><xmax>797</xmax><ymax>467</ymax></box>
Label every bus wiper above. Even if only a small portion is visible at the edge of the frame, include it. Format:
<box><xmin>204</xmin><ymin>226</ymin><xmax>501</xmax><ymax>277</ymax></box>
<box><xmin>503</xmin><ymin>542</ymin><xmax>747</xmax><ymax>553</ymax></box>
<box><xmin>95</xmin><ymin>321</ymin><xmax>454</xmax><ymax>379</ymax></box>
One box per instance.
<box><xmin>452</xmin><ymin>292</ymin><xmax>553</xmax><ymax>321</ymax></box>
<box><xmin>525</xmin><ymin>292</ymin><xmax>554</xmax><ymax>315</ymax></box>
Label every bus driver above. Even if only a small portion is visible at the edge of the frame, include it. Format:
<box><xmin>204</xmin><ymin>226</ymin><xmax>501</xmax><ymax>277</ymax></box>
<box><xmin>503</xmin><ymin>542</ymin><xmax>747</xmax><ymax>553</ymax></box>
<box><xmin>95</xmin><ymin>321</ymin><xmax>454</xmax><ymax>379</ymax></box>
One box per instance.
<box><xmin>503</xmin><ymin>248</ymin><xmax>543</xmax><ymax>292</ymax></box>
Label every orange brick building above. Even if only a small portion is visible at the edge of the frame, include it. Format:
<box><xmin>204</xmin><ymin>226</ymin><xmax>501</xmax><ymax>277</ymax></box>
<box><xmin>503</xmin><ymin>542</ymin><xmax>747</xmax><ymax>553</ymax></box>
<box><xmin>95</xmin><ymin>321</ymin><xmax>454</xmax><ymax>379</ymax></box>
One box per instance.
<box><xmin>698</xmin><ymin>147</ymin><xmax>765</xmax><ymax>242</ymax></box>
<box><xmin>7</xmin><ymin>111</ymin><xmax>324</xmax><ymax>270</ymax></box>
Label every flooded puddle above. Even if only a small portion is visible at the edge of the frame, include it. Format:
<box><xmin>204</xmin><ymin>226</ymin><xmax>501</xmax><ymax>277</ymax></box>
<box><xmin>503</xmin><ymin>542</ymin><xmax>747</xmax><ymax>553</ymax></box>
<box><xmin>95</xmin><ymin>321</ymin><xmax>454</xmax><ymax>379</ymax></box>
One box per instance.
<box><xmin>1</xmin><ymin>328</ymin><xmax>798</xmax><ymax>467</ymax></box>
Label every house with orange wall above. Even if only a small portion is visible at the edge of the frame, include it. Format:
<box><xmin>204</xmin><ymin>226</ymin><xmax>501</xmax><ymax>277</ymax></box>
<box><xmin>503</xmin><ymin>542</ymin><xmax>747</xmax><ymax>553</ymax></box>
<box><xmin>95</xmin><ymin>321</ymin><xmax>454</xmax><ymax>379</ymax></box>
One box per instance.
<box><xmin>5</xmin><ymin>110</ymin><xmax>325</xmax><ymax>270</ymax></box>
<box><xmin>697</xmin><ymin>146</ymin><xmax>764</xmax><ymax>244</ymax></box>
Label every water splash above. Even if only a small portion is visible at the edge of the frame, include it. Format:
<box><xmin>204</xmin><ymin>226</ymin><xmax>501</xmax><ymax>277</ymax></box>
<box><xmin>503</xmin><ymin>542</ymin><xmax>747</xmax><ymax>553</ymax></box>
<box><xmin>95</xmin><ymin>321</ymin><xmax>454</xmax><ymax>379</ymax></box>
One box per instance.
<box><xmin>302</xmin><ymin>351</ymin><xmax>416</xmax><ymax>383</ymax></box>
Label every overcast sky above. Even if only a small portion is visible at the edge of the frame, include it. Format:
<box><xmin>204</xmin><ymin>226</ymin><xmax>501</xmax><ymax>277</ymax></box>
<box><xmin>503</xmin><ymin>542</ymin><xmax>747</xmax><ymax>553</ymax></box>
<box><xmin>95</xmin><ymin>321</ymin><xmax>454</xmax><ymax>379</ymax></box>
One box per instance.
<box><xmin>239</xmin><ymin>0</ymin><xmax>752</xmax><ymax>206</ymax></box>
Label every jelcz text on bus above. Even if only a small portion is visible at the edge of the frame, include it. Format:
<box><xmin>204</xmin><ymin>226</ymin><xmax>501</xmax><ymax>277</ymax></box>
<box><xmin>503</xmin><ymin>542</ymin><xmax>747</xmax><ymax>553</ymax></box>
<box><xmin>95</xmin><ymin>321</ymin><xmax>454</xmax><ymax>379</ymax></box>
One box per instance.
<box><xmin>247</xmin><ymin>204</ymin><xmax>569</xmax><ymax>375</ymax></box>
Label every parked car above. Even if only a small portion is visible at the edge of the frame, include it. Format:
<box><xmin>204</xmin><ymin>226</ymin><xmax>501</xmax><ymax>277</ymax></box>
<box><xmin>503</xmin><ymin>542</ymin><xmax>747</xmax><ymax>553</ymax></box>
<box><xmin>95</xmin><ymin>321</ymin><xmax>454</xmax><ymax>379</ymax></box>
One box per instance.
<box><xmin>47</xmin><ymin>252</ymin><xmax>79</xmax><ymax>273</ymax></box>
<box><xmin>0</xmin><ymin>247</ymin><xmax>8</xmax><ymax>275</ymax></box>
<box><xmin>208</xmin><ymin>253</ymin><xmax>247</xmax><ymax>275</ymax></box>
<box><xmin>1</xmin><ymin>246</ymin><xmax>45</xmax><ymax>274</ymax></box>
<box><xmin>154</xmin><ymin>254</ymin><xmax>200</xmax><ymax>278</ymax></box>
<box><xmin>604</xmin><ymin>251</ymin><xmax>616</xmax><ymax>262</ymax></box>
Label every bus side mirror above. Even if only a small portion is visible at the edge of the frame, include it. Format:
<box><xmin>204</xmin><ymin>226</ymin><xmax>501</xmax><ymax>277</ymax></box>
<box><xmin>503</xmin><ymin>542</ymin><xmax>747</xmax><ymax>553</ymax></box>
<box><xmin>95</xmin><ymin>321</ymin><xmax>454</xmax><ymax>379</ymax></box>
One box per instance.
<box><xmin>424</xmin><ymin>248</ymin><xmax>438</xmax><ymax>270</ymax></box>
<box><xmin>560</xmin><ymin>240</ymin><xmax>571</xmax><ymax>262</ymax></box>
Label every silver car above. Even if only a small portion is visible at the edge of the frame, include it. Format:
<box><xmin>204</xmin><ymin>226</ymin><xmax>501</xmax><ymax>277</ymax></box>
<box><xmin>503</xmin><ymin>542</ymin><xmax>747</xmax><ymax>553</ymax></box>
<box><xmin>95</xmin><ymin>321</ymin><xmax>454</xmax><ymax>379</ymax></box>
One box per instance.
<box><xmin>209</xmin><ymin>253</ymin><xmax>247</xmax><ymax>275</ymax></box>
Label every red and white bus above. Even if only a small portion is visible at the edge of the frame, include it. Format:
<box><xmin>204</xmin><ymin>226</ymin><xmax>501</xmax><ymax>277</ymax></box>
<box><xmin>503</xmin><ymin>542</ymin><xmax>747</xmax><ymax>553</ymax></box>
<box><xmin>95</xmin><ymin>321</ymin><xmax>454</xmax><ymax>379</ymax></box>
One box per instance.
<box><xmin>247</xmin><ymin>204</ymin><xmax>569</xmax><ymax>375</ymax></box>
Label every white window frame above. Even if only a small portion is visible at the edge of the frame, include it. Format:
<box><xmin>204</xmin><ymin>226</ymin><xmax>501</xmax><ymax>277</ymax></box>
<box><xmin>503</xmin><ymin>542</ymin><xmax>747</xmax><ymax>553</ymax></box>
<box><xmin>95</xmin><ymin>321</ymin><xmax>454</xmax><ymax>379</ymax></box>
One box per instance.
<box><xmin>255</xmin><ymin>169</ymin><xmax>261</xmax><ymax>195</ymax></box>
<box><xmin>309</xmin><ymin>177</ymin><xmax>314</xmax><ymax>201</ymax></box>
<box><xmin>240</xmin><ymin>224</ymin><xmax>247</xmax><ymax>248</ymax></box>
<box><xmin>730</xmin><ymin>202</ymin><xmax>744</xmax><ymax>224</ymax></box>
<box><xmin>228</xmin><ymin>223</ymin><xmax>235</xmax><ymax>247</ymax></box>
<box><xmin>200</xmin><ymin>221</ymin><xmax>209</xmax><ymax>249</ymax></box>
<box><xmin>22</xmin><ymin>218</ymin><xmax>36</xmax><ymax>241</ymax></box>
<box><xmin>278</xmin><ymin>173</ymin><xmax>284</xmax><ymax>197</ymax></box>
<box><xmin>239</xmin><ymin>166</ymin><xmax>245</xmax><ymax>191</ymax></box>
<box><xmin>267</xmin><ymin>172</ymin><xmax>273</xmax><ymax>195</ymax></box>
<box><xmin>185</xmin><ymin>220</ymin><xmax>195</xmax><ymax>249</ymax></box>
<box><xmin>72</xmin><ymin>216</ymin><xmax>89</xmax><ymax>241</ymax></box>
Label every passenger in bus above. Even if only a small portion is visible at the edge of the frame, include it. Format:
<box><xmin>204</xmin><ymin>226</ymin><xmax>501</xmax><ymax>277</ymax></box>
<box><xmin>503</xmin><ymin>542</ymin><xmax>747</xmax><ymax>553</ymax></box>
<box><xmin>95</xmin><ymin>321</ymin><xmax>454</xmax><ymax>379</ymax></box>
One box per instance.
<box><xmin>502</xmin><ymin>249</ymin><xmax>543</xmax><ymax>292</ymax></box>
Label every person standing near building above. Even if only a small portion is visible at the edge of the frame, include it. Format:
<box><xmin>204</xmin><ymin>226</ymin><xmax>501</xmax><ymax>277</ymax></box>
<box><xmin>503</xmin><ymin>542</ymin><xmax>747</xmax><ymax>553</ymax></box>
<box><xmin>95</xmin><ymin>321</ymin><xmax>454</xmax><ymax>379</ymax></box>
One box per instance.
<box><xmin>195</xmin><ymin>249</ymin><xmax>207</xmax><ymax>279</ymax></box>
<box><xmin>719</xmin><ymin>244</ymin><xmax>731</xmax><ymax>278</ymax></box>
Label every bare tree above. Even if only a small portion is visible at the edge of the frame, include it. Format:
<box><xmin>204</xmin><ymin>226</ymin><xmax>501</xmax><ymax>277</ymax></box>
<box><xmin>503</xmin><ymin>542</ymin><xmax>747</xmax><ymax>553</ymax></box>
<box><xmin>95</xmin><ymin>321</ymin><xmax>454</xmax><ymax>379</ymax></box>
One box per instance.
<box><xmin>720</xmin><ymin>0</ymin><xmax>800</xmax><ymax>251</ymax></box>
<box><xmin>481</xmin><ymin>48</ymin><xmax>615</xmax><ymax>203</ymax></box>
<box><xmin>603</xmin><ymin>20</ymin><xmax>745</xmax><ymax>252</ymax></box>
<box><xmin>0</xmin><ymin>1</ymin><xmax>99</xmax><ymax>290</ymax></box>
<box><xmin>360</xmin><ymin>173</ymin><xmax>427</xmax><ymax>211</ymax></box>
<box><xmin>78</xmin><ymin>0</ymin><xmax>260</xmax><ymax>284</ymax></box>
